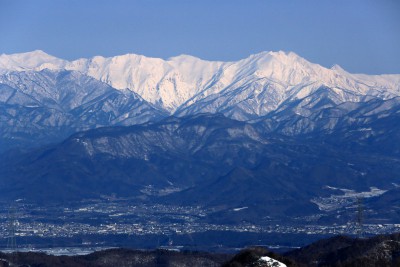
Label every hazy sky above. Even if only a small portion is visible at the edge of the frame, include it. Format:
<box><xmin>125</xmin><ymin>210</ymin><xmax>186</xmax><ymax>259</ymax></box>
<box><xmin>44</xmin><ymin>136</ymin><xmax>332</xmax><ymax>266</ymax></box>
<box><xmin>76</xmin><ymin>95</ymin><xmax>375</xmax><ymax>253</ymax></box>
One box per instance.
<box><xmin>0</xmin><ymin>0</ymin><xmax>399</xmax><ymax>74</ymax></box>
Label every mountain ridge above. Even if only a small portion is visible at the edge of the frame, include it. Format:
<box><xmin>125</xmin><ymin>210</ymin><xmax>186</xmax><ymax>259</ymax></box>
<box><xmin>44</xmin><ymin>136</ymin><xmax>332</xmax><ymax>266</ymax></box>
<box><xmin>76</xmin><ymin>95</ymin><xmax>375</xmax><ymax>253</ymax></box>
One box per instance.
<box><xmin>0</xmin><ymin>69</ymin><xmax>166</xmax><ymax>152</ymax></box>
<box><xmin>1</xmin><ymin>50</ymin><xmax>399</xmax><ymax>114</ymax></box>
<box><xmin>1</xmin><ymin>112</ymin><xmax>399</xmax><ymax>222</ymax></box>
<box><xmin>1</xmin><ymin>51</ymin><xmax>400</xmax><ymax>152</ymax></box>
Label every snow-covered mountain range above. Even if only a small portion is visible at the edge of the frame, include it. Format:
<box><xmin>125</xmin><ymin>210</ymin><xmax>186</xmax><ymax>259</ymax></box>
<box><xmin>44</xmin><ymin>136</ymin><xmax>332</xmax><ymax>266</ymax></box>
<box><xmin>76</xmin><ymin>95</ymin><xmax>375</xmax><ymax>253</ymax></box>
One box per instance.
<box><xmin>1</xmin><ymin>50</ymin><xmax>400</xmax><ymax>151</ymax></box>
<box><xmin>1</xmin><ymin>50</ymin><xmax>399</xmax><ymax>116</ymax></box>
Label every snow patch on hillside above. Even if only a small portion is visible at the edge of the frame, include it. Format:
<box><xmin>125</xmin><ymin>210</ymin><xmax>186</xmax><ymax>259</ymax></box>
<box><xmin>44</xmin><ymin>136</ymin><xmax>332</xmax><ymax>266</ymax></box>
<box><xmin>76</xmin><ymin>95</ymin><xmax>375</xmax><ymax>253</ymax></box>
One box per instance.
<box><xmin>259</xmin><ymin>255</ymin><xmax>287</xmax><ymax>267</ymax></box>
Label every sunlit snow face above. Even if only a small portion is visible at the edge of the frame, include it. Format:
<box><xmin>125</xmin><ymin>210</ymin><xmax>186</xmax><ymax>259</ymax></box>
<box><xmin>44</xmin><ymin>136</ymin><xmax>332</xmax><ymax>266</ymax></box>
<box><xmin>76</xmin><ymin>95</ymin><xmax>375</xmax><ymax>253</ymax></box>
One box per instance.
<box><xmin>1</xmin><ymin>51</ymin><xmax>398</xmax><ymax>117</ymax></box>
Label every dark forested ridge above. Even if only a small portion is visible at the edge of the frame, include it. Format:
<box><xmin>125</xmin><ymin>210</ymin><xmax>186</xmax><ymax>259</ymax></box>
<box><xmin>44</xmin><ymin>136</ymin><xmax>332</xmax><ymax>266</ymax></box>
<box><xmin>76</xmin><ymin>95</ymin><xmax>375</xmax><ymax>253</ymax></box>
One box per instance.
<box><xmin>285</xmin><ymin>233</ymin><xmax>400</xmax><ymax>267</ymax></box>
<box><xmin>0</xmin><ymin>248</ymin><xmax>230</xmax><ymax>267</ymax></box>
<box><xmin>1</xmin><ymin>233</ymin><xmax>400</xmax><ymax>266</ymax></box>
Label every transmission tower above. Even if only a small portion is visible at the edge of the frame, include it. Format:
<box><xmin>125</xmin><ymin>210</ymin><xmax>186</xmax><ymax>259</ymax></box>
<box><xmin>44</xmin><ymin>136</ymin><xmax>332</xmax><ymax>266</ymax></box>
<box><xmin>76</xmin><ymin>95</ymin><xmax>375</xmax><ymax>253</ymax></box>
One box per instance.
<box><xmin>356</xmin><ymin>197</ymin><xmax>364</xmax><ymax>238</ymax></box>
<box><xmin>6</xmin><ymin>204</ymin><xmax>17</xmax><ymax>250</ymax></box>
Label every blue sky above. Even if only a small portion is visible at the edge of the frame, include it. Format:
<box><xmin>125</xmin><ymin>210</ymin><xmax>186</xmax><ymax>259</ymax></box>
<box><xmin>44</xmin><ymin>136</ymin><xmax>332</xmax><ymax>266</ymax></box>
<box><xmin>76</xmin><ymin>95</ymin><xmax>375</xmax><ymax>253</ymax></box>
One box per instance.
<box><xmin>0</xmin><ymin>0</ymin><xmax>399</xmax><ymax>74</ymax></box>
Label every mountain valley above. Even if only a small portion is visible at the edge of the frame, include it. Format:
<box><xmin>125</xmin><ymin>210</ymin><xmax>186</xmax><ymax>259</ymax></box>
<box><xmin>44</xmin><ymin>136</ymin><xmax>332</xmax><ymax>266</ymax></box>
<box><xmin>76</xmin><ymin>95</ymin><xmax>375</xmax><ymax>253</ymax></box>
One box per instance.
<box><xmin>0</xmin><ymin>50</ymin><xmax>399</xmax><ymax>250</ymax></box>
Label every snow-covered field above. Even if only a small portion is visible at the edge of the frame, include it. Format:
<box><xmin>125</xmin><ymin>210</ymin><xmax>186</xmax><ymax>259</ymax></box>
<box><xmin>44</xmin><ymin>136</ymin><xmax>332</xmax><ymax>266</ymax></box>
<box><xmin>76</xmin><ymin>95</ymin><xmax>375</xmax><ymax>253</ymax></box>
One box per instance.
<box><xmin>311</xmin><ymin>186</ymin><xmax>387</xmax><ymax>212</ymax></box>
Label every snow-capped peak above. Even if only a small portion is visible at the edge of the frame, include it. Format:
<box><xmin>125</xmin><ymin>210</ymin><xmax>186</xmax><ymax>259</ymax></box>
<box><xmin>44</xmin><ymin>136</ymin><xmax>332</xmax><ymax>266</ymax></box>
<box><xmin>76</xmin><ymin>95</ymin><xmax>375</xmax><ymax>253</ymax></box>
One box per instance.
<box><xmin>0</xmin><ymin>50</ymin><xmax>66</xmax><ymax>72</ymax></box>
<box><xmin>231</xmin><ymin>50</ymin><xmax>324</xmax><ymax>85</ymax></box>
<box><xmin>331</xmin><ymin>64</ymin><xmax>345</xmax><ymax>71</ymax></box>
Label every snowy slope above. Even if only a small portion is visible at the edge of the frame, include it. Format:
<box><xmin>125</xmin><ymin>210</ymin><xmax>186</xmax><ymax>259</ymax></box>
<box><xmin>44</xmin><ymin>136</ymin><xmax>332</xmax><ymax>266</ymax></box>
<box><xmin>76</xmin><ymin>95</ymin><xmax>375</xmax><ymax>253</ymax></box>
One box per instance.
<box><xmin>1</xmin><ymin>51</ymin><xmax>224</xmax><ymax>112</ymax></box>
<box><xmin>259</xmin><ymin>255</ymin><xmax>287</xmax><ymax>267</ymax></box>
<box><xmin>0</xmin><ymin>50</ymin><xmax>399</xmax><ymax>116</ymax></box>
<box><xmin>0</xmin><ymin>50</ymin><xmax>66</xmax><ymax>71</ymax></box>
<box><xmin>176</xmin><ymin>52</ymin><xmax>400</xmax><ymax>120</ymax></box>
<box><xmin>0</xmin><ymin>69</ymin><xmax>166</xmax><ymax>151</ymax></box>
